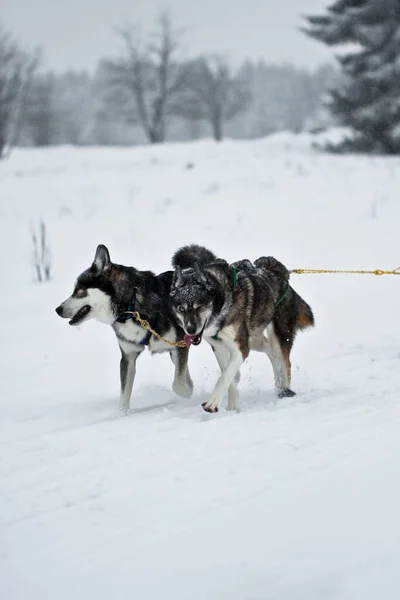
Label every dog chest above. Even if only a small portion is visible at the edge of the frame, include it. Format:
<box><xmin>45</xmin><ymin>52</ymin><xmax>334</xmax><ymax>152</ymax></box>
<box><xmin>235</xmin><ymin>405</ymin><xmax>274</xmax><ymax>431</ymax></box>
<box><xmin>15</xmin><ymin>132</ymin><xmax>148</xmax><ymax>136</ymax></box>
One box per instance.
<box><xmin>114</xmin><ymin>319</ymin><xmax>148</xmax><ymax>347</ymax></box>
<box><xmin>148</xmin><ymin>328</ymin><xmax>177</xmax><ymax>354</ymax></box>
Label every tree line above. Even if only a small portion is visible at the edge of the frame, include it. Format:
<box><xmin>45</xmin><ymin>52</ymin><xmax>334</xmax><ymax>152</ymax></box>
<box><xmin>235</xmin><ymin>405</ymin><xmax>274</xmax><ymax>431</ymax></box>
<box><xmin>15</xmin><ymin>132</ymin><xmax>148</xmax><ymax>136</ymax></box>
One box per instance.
<box><xmin>0</xmin><ymin>14</ymin><xmax>335</xmax><ymax>158</ymax></box>
<box><xmin>304</xmin><ymin>0</ymin><xmax>400</xmax><ymax>154</ymax></box>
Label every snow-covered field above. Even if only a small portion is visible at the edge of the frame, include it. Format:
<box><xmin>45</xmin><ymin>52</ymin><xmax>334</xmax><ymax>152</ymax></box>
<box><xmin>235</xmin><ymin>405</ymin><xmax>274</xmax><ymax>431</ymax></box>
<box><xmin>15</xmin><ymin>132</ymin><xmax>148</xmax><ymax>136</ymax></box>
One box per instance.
<box><xmin>1</xmin><ymin>133</ymin><xmax>400</xmax><ymax>599</ymax></box>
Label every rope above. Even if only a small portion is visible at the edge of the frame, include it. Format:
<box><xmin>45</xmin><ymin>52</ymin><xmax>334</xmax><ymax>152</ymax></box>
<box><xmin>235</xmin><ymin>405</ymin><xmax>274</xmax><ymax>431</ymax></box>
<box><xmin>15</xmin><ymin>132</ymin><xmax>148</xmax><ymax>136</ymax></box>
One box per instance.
<box><xmin>123</xmin><ymin>265</ymin><xmax>400</xmax><ymax>347</ymax></box>
<box><xmin>123</xmin><ymin>310</ymin><xmax>187</xmax><ymax>348</ymax></box>
<box><xmin>291</xmin><ymin>267</ymin><xmax>400</xmax><ymax>276</ymax></box>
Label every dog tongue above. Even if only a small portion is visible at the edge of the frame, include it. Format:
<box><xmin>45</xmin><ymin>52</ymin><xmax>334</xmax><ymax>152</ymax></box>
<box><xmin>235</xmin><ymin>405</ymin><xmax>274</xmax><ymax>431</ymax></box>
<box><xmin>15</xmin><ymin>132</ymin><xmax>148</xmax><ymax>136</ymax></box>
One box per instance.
<box><xmin>184</xmin><ymin>333</ymin><xmax>202</xmax><ymax>347</ymax></box>
<box><xmin>184</xmin><ymin>334</ymin><xmax>196</xmax><ymax>347</ymax></box>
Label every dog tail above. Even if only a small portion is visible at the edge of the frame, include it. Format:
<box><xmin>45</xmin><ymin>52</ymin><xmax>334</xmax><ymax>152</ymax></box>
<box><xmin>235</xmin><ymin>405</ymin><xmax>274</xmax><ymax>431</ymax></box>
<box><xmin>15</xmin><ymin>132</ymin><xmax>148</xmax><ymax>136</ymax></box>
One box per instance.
<box><xmin>172</xmin><ymin>244</ymin><xmax>217</xmax><ymax>269</ymax></box>
<box><xmin>294</xmin><ymin>291</ymin><xmax>315</xmax><ymax>331</ymax></box>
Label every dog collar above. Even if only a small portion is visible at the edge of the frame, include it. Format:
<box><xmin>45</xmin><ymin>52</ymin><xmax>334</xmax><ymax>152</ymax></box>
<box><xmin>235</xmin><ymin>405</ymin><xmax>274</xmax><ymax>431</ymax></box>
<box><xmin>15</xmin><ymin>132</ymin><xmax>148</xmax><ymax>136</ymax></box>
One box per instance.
<box><xmin>140</xmin><ymin>330</ymin><xmax>152</xmax><ymax>346</ymax></box>
<box><xmin>115</xmin><ymin>295</ymin><xmax>136</xmax><ymax>323</ymax></box>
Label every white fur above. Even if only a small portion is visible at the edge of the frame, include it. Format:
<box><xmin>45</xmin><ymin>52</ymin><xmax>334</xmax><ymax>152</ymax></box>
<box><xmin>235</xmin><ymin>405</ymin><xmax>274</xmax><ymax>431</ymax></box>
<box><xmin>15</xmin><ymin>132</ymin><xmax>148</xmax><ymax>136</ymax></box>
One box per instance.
<box><xmin>263</xmin><ymin>323</ymin><xmax>291</xmax><ymax>390</ymax></box>
<box><xmin>211</xmin><ymin>340</ymin><xmax>240</xmax><ymax>411</ymax></box>
<box><xmin>148</xmin><ymin>328</ymin><xmax>177</xmax><ymax>353</ymax></box>
<box><xmin>200</xmin><ymin>310</ymin><xmax>290</xmax><ymax>410</ymax></box>
<box><xmin>198</xmin><ymin>307</ymin><xmax>213</xmax><ymax>333</ymax></box>
<box><xmin>117</xmin><ymin>321</ymin><xmax>193</xmax><ymax>403</ymax></box>
<box><xmin>114</xmin><ymin>319</ymin><xmax>149</xmax><ymax>346</ymax></box>
<box><xmin>61</xmin><ymin>288</ymin><xmax>114</xmax><ymax>325</ymax></box>
<box><xmin>85</xmin><ymin>289</ymin><xmax>114</xmax><ymax>324</ymax></box>
<box><xmin>114</xmin><ymin>321</ymin><xmax>149</xmax><ymax>412</ymax></box>
<box><xmin>203</xmin><ymin>326</ymin><xmax>244</xmax><ymax>412</ymax></box>
<box><xmin>248</xmin><ymin>326</ymin><xmax>291</xmax><ymax>391</ymax></box>
<box><xmin>175</xmin><ymin>306</ymin><xmax>213</xmax><ymax>336</ymax></box>
<box><xmin>119</xmin><ymin>351</ymin><xmax>141</xmax><ymax>414</ymax></box>
<box><xmin>59</xmin><ymin>295</ymin><xmax>90</xmax><ymax>320</ymax></box>
<box><xmin>170</xmin><ymin>351</ymin><xmax>193</xmax><ymax>399</ymax></box>
<box><xmin>118</xmin><ymin>339</ymin><xmax>144</xmax><ymax>355</ymax></box>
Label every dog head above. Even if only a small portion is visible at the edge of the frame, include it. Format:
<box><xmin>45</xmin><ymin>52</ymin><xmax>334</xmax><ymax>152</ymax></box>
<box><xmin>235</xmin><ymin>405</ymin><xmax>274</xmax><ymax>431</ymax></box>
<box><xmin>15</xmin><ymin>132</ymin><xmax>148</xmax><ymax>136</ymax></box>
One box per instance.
<box><xmin>55</xmin><ymin>245</ymin><xmax>116</xmax><ymax>326</ymax></box>
<box><xmin>170</xmin><ymin>265</ymin><xmax>214</xmax><ymax>346</ymax></box>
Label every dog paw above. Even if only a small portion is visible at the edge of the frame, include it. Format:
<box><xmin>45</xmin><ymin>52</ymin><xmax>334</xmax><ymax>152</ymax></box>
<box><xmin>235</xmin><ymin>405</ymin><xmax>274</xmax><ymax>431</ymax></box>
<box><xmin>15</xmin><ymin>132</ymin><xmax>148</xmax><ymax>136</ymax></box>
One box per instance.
<box><xmin>202</xmin><ymin>401</ymin><xmax>219</xmax><ymax>413</ymax></box>
<box><xmin>277</xmin><ymin>388</ymin><xmax>296</xmax><ymax>399</ymax></box>
<box><xmin>173</xmin><ymin>379</ymin><xmax>193</xmax><ymax>399</ymax></box>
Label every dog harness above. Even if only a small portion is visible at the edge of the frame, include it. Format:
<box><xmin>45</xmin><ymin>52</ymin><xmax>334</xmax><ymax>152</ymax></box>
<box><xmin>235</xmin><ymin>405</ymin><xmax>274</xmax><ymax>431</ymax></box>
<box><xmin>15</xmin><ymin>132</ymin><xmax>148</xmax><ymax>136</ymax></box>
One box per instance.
<box><xmin>116</xmin><ymin>296</ymin><xmax>136</xmax><ymax>323</ymax></box>
<box><xmin>211</xmin><ymin>267</ymin><xmax>290</xmax><ymax>341</ymax></box>
<box><xmin>116</xmin><ymin>295</ymin><xmax>151</xmax><ymax>346</ymax></box>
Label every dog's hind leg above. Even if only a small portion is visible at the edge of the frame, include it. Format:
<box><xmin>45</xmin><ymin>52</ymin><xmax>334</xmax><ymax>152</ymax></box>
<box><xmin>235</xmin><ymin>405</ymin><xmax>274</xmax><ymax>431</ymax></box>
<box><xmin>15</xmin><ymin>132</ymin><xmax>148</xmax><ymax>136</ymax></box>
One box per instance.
<box><xmin>170</xmin><ymin>347</ymin><xmax>193</xmax><ymax>399</ymax></box>
<box><xmin>263</xmin><ymin>323</ymin><xmax>295</xmax><ymax>399</ymax></box>
<box><xmin>119</xmin><ymin>349</ymin><xmax>142</xmax><ymax>414</ymax></box>
<box><xmin>212</xmin><ymin>343</ymin><xmax>240</xmax><ymax>411</ymax></box>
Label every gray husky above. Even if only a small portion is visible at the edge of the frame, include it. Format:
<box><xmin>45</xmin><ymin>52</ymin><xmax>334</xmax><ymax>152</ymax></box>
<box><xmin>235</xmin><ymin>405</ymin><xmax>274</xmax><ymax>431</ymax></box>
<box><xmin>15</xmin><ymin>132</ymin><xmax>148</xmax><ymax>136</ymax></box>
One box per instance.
<box><xmin>170</xmin><ymin>246</ymin><xmax>314</xmax><ymax>413</ymax></box>
<box><xmin>55</xmin><ymin>244</ymin><xmax>215</xmax><ymax>412</ymax></box>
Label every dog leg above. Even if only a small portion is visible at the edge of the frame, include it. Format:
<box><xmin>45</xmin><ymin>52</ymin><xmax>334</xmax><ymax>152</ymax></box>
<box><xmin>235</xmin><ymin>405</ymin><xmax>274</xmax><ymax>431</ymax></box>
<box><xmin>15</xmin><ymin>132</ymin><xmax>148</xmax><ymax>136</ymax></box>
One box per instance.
<box><xmin>119</xmin><ymin>350</ymin><xmax>141</xmax><ymax>413</ymax></box>
<box><xmin>170</xmin><ymin>348</ymin><xmax>193</xmax><ymax>398</ymax></box>
<box><xmin>212</xmin><ymin>343</ymin><xmax>240</xmax><ymax>411</ymax></box>
<box><xmin>203</xmin><ymin>331</ymin><xmax>245</xmax><ymax>413</ymax></box>
<box><xmin>263</xmin><ymin>323</ymin><xmax>295</xmax><ymax>398</ymax></box>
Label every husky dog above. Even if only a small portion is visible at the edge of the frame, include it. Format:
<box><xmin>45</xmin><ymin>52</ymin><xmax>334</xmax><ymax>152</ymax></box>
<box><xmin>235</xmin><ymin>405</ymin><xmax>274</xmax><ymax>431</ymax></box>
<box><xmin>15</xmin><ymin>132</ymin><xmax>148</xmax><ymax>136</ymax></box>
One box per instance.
<box><xmin>170</xmin><ymin>247</ymin><xmax>314</xmax><ymax>413</ymax></box>
<box><xmin>55</xmin><ymin>244</ymin><xmax>214</xmax><ymax>413</ymax></box>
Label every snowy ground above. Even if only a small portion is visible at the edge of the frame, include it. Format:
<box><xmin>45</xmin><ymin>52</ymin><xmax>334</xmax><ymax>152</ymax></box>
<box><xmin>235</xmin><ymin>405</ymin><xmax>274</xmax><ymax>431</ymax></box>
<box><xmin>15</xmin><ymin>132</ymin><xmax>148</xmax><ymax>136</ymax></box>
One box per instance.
<box><xmin>1</xmin><ymin>133</ymin><xmax>400</xmax><ymax>599</ymax></box>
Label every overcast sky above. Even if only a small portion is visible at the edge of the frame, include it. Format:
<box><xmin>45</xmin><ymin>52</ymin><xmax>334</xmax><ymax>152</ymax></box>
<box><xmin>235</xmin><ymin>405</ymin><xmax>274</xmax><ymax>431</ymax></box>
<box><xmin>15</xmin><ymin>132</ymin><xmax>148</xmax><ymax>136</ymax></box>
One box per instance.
<box><xmin>2</xmin><ymin>0</ymin><xmax>334</xmax><ymax>72</ymax></box>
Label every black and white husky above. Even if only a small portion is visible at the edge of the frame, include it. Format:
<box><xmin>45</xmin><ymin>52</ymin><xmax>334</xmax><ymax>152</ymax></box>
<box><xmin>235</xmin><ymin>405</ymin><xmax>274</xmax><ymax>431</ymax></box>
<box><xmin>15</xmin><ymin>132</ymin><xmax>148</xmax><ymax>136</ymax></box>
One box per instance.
<box><xmin>170</xmin><ymin>247</ymin><xmax>315</xmax><ymax>413</ymax></box>
<box><xmin>55</xmin><ymin>244</ymin><xmax>215</xmax><ymax>413</ymax></box>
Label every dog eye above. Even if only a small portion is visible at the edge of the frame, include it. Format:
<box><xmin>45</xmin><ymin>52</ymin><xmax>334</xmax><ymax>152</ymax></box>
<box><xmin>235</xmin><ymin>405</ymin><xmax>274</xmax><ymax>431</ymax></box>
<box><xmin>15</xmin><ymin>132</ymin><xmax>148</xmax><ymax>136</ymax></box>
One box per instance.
<box><xmin>74</xmin><ymin>288</ymin><xmax>87</xmax><ymax>298</ymax></box>
<box><xmin>178</xmin><ymin>305</ymin><xmax>185</xmax><ymax>313</ymax></box>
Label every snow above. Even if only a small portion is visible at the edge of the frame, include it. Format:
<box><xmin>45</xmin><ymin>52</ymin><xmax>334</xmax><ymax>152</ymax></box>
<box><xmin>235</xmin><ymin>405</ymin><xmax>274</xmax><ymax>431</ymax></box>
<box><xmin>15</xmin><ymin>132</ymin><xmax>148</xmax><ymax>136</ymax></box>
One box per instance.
<box><xmin>1</xmin><ymin>133</ymin><xmax>400</xmax><ymax>599</ymax></box>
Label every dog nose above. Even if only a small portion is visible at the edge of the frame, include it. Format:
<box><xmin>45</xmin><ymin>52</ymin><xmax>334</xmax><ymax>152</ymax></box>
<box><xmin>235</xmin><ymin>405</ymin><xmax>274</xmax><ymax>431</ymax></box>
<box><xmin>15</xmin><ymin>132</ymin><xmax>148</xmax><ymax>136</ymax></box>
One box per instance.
<box><xmin>186</xmin><ymin>324</ymin><xmax>197</xmax><ymax>335</ymax></box>
<box><xmin>55</xmin><ymin>305</ymin><xmax>63</xmax><ymax>316</ymax></box>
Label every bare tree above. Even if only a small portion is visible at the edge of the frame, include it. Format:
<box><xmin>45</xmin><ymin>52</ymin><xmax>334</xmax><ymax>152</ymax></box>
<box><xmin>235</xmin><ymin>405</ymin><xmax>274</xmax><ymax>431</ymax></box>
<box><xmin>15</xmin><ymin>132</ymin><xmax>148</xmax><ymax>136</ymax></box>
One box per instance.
<box><xmin>102</xmin><ymin>13</ymin><xmax>188</xmax><ymax>144</ymax></box>
<box><xmin>0</xmin><ymin>25</ymin><xmax>39</xmax><ymax>158</ymax></box>
<box><xmin>30</xmin><ymin>219</ymin><xmax>51</xmax><ymax>283</ymax></box>
<box><xmin>176</xmin><ymin>56</ymin><xmax>250</xmax><ymax>142</ymax></box>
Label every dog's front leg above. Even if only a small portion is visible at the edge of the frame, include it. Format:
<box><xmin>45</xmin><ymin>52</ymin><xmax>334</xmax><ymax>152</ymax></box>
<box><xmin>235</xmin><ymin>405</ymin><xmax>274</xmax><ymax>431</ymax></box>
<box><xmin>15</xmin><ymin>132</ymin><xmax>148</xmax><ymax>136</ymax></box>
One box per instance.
<box><xmin>211</xmin><ymin>342</ymin><xmax>241</xmax><ymax>411</ymax></box>
<box><xmin>170</xmin><ymin>347</ymin><xmax>193</xmax><ymax>398</ymax></box>
<box><xmin>119</xmin><ymin>349</ymin><xmax>142</xmax><ymax>414</ymax></box>
<box><xmin>203</xmin><ymin>331</ymin><xmax>246</xmax><ymax>413</ymax></box>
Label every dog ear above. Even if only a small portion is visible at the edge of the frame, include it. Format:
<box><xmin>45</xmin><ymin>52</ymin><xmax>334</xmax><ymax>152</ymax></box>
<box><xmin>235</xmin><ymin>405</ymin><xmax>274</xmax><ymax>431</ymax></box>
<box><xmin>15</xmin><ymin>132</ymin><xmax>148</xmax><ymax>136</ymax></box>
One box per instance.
<box><xmin>194</xmin><ymin>263</ymin><xmax>208</xmax><ymax>286</ymax></box>
<box><xmin>93</xmin><ymin>244</ymin><xmax>111</xmax><ymax>273</ymax></box>
<box><xmin>172</xmin><ymin>266</ymin><xmax>183</xmax><ymax>289</ymax></box>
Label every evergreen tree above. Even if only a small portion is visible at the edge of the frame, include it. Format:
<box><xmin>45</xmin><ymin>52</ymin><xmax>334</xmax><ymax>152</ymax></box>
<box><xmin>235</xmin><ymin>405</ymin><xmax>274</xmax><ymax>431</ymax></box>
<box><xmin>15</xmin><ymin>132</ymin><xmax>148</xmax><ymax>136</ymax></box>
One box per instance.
<box><xmin>303</xmin><ymin>0</ymin><xmax>400</xmax><ymax>153</ymax></box>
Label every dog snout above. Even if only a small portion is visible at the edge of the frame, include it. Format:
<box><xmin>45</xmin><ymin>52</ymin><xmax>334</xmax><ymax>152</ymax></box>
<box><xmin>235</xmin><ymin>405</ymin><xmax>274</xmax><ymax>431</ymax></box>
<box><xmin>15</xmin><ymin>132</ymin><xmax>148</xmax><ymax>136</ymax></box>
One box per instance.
<box><xmin>55</xmin><ymin>305</ymin><xmax>64</xmax><ymax>317</ymax></box>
